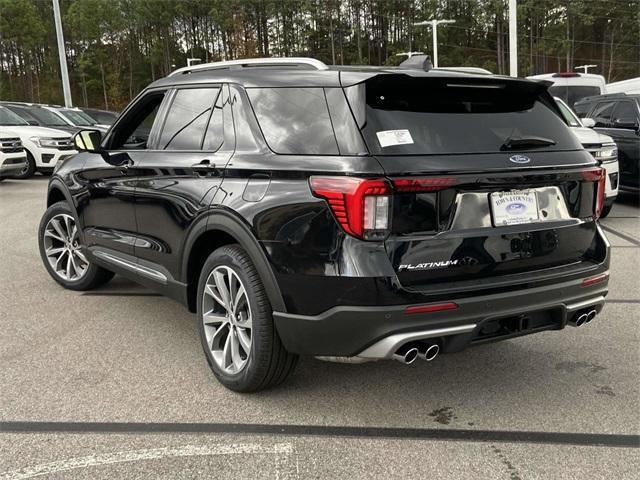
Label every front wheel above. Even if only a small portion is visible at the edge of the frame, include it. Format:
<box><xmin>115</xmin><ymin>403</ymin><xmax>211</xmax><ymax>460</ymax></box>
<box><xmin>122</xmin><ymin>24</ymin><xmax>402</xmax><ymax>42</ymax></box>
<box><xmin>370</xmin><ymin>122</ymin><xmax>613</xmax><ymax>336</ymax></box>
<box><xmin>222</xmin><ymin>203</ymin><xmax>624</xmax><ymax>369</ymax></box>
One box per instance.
<box><xmin>38</xmin><ymin>201</ymin><xmax>114</xmax><ymax>290</ymax></box>
<box><xmin>600</xmin><ymin>203</ymin><xmax>613</xmax><ymax>218</ymax></box>
<box><xmin>197</xmin><ymin>245</ymin><xmax>298</xmax><ymax>392</ymax></box>
<box><xmin>13</xmin><ymin>151</ymin><xmax>36</xmax><ymax>179</ymax></box>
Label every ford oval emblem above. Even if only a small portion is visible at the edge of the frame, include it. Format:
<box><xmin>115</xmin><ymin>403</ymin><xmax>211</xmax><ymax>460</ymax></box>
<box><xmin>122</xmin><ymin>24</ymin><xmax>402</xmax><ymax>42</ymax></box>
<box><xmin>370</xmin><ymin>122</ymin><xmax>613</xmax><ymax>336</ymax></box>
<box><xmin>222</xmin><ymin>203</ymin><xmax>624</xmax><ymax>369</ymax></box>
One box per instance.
<box><xmin>509</xmin><ymin>154</ymin><xmax>531</xmax><ymax>164</ymax></box>
<box><xmin>506</xmin><ymin>202</ymin><xmax>527</xmax><ymax>214</ymax></box>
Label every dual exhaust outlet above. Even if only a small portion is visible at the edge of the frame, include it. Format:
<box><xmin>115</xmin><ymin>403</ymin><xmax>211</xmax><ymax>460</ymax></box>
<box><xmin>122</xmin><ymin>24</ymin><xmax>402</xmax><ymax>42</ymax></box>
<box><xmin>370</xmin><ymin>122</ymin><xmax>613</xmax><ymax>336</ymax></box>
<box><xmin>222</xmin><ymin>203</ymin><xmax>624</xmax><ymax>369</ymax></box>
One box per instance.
<box><xmin>568</xmin><ymin>308</ymin><xmax>598</xmax><ymax>328</ymax></box>
<box><xmin>392</xmin><ymin>340</ymin><xmax>440</xmax><ymax>365</ymax></box>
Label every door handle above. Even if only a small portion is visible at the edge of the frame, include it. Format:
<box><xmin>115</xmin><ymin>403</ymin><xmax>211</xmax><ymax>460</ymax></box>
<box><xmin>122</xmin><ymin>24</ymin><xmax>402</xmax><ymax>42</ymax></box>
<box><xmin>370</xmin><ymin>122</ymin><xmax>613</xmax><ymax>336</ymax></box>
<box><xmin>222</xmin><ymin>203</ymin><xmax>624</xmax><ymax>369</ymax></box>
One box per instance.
<box><xmin>192</xmin><ymin>160</ymin><xmax>220</xmax><ymax>176</ymax></box>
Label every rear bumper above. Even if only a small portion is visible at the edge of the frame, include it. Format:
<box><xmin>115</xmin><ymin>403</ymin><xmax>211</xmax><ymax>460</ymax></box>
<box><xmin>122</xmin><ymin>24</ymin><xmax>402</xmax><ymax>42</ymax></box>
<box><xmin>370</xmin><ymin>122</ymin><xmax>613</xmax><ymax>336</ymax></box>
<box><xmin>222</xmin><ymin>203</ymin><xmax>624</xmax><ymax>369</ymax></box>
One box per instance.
<box><xmin>273</xmin><ymin>272</ymin><xmax>609</xmax><ymax>357</ymax></box>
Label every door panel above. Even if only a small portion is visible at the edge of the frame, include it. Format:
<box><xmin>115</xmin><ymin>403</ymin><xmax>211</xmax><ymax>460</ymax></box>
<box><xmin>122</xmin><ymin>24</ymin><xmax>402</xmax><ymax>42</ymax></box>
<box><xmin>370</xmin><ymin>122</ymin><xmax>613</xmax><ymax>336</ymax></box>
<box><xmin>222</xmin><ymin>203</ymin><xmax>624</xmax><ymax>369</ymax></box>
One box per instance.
<box><xmin>132</xmin><ymin>85</ymin><xmax>234</xmax><ymax>280</ymax></box>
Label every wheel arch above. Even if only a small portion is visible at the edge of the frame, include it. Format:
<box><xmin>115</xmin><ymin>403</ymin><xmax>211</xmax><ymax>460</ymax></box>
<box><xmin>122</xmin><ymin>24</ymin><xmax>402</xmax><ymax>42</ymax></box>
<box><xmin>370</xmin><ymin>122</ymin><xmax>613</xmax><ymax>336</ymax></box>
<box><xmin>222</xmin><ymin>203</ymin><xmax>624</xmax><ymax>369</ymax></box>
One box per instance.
<box><xmin>182</xmin><ymin>210</ymin><xmax>286</xmax><ymax>314</ymax></box>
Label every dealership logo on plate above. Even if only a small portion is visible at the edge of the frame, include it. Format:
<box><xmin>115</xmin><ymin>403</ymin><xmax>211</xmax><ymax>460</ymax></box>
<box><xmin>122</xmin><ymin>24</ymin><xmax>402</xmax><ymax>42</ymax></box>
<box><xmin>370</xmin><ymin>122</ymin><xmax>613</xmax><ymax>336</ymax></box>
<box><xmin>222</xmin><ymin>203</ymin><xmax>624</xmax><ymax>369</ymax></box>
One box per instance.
<box><xmin>509</xmin><ymin>154</ymin><xmax>531</xmax><ymax>164</ymax></box>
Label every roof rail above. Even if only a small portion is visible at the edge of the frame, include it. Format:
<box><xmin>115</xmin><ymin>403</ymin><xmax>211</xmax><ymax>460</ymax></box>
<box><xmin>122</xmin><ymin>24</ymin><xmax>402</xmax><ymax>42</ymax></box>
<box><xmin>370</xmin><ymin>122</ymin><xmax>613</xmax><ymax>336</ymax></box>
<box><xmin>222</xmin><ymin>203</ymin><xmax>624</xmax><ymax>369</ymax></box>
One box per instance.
<box><xmin>169</xmin><ymin>57</ymin><xmax>329</xmax><ymax>76</ymax></box>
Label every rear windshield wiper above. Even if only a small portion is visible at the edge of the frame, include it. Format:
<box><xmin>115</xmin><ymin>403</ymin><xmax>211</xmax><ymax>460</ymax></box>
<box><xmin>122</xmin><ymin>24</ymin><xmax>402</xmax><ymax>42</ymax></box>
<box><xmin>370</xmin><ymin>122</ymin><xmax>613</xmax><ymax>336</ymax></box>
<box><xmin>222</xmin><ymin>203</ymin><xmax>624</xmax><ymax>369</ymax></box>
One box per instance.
<box><xmin>500</xmin><ymin>135</ymin><xmax>556</xmax><ymax>150</ymax></box>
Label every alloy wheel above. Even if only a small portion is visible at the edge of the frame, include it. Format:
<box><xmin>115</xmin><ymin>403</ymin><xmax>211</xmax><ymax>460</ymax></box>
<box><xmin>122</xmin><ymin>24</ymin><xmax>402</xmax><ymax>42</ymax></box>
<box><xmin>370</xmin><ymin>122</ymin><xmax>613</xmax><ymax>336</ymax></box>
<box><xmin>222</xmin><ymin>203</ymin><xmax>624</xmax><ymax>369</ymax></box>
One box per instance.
<box><xmin>202</xmin><ymin>265</ymin><xmax>253</xmax><ymax>374</ymax></box>
<box><xmin>43</xmin><ymin>213</ymin><xmax>89</xmax><ymax>281</ymax></box>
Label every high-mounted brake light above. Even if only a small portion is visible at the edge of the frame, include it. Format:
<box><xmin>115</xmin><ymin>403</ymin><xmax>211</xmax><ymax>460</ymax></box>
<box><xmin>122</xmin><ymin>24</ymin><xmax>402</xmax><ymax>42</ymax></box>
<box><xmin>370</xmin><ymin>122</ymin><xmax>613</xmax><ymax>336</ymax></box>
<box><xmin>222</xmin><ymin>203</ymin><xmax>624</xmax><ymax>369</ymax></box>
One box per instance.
<box><xmin>582</xmin><ymin>167</ymin><xmax>605</xmax><ymax>219</ymax></box>
<box><xmin>553</xmin><ymin>72</ymin><xmax>581</xmax><ymax>78</ymax></box>
<box><xmin>309</xmin><ymin>176</ymin><xmax>392</xmax><ymax>240</ymax></box>
<box><xmin>393</xmin><ymin>177</ymin><xmax>457</xmax><ymax>193</ymax></box>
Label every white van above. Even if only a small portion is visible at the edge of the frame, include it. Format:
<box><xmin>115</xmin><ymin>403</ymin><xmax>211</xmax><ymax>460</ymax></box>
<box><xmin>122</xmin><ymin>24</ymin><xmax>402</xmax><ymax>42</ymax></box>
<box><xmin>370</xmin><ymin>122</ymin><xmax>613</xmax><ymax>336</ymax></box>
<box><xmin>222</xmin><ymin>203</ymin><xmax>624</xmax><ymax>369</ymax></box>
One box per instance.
<box><xmin>527</xmin><ymin>72</ymin><xmax>606</xmax><ymax>108</ymax></box>
<box><xmin>606</xmin><ymin>77</ymin><xmax>640</xmax><ymax>95</ymax></box>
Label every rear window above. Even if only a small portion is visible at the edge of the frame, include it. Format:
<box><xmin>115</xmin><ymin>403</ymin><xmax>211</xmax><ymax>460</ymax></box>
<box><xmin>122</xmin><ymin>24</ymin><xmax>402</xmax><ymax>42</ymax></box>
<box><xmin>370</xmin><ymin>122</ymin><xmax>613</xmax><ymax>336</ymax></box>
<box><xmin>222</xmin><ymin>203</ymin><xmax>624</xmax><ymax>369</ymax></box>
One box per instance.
<box><xmin>247</xmin><ymin>87</ymin><xmax>339</xmax><ymax>155</ymax></box>
<box><xmin>354</xmin><ymin>76</ymin><xmax>582</xmax><ymax>155</ymax></box>
<box><xmin>548</xmin><ymin>85</ymin><xmax>601</xmax><ymax>108</ymax></box>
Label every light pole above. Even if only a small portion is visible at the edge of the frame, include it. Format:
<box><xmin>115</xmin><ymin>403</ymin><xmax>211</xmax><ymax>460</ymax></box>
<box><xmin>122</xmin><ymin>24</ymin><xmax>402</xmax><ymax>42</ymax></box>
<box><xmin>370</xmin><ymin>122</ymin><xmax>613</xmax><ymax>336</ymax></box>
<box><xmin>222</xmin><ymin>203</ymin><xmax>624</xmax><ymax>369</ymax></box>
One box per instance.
<box><xmin>52</xmin><ymin>0</ymin><xmax>72</xmax><ymax>107</ymax></box>
<box><xmin>508</xmin><ymin>0</ymin><xmax>518</xmax><ymax>77</ymax></box>
<box><xmin>413</xmin><ymin>19</ymin><xmax>455</xmax><ymax>68</ymax></box>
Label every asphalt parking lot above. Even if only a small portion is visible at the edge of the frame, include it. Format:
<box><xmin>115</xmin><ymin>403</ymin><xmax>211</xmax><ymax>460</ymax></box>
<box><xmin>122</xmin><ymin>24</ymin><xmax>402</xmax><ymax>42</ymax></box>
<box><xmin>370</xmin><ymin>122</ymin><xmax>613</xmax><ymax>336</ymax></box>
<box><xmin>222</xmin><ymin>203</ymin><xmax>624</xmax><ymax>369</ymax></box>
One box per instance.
<box><xmin>1</xmin><ymin>176</ymin><xmax>639</xmax><ymax>479</ymax></box>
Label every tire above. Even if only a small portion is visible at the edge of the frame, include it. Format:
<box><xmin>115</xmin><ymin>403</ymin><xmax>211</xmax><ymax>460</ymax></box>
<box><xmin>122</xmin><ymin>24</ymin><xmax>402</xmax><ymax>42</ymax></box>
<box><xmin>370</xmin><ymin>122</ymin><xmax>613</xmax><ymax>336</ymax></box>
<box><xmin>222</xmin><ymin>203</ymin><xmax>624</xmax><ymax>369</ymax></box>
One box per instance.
<box><xmin>38</xmin><ymin>201</ymin><xmax>114</xmax><ymax>290</ymax></box>
<box><xmin>13</xmin><ymin>150</ymin><xmax>36</xmax><ymax>179</ymax></box>
<box><xmin>600</xmin><ymin>203</ymin><xmax>613</xmax><ymax>218</ymax></box>
<box><xmin>197</xmin><ymin>244</ymin><xmax>298</xmax><ymax>392</ymax></box>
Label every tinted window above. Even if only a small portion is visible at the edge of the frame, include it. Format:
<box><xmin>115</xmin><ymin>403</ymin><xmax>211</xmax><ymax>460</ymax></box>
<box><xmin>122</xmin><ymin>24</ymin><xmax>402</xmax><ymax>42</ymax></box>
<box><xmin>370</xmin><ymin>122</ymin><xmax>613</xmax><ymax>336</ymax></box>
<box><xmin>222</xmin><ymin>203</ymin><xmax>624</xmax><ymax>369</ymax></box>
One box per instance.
<box><xmin>357</xmin><ymin>77</ymin><xmax>581</xmax><ymax>155</ymax></box>
<box><xmin>202</xmin><ymin>91</ymin><xmax>223</xmax><ymax>151</ymax></box>
<box><xmin>591</xmin><ymin>102</ymin><xmax>616</xmax><ymax>127</ymax></box>
<box><xmin>555</xmin><ymin>100</ymin><xmax>581</xmax><ymax>127</ymax></box>
<box><xmin>24</xmin><ymin>107</ymin><xmax>69</xmax><ymax>126</ymax></box>
<box><xmin>159</xmin><ymin>87</ymin><xmax>219</xmax><ymax>150</ymax></box>
<box><xmin>60</xmin><ymin>109</ymin><xmax>93</xmax><ymax>126</ymax></box>
<box><xmin>247</xmin><ymin>87</ymin><xmax>339</xmax><ymax>154</ymax></box>
<box><xmin>548</xmin><ymin>85</ymin><xmax>601</xmax><ymax>108</ymax></box>
<box><xmin>0</xmin><ymin>106</ymin><xmax>28</xmax><ymax>126</ymax></box>
<box><xmin>612</xmin><ymin>102</ymin><xmax>638</xmax><ymax>124</ymax></box>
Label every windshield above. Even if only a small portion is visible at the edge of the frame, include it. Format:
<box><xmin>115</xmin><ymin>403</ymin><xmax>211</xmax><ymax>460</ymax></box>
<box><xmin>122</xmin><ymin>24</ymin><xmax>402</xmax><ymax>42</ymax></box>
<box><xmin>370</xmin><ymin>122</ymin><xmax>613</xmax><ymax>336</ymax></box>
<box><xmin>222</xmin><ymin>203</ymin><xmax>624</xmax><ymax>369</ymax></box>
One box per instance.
<box><xmin>26</xmin><ymin>107</ymin><xmax>69</xmax><ymax>126</ymax></box>
<box><xmin>554</xmin><ymin>99</ymin><xmax>582</xmax><ymax>127</ymax></box>
<box><xmin>355</xmin><ymin>76</ymin><xmax>581</xmax><ymax>155</ymax></box>
<box><xmin>60</xmin><ymin>109</ymin><xmax>94</xmax><ymax>126</ymax></box>
<box><xmin>0</xmin><ymin>106</ymin><xmax>29</xmax><ymax>126</ymax></box>
<box><xmin>548</xmin><ymin>85</ymin><xmax>601</xmax><ymax>108</ymax></box>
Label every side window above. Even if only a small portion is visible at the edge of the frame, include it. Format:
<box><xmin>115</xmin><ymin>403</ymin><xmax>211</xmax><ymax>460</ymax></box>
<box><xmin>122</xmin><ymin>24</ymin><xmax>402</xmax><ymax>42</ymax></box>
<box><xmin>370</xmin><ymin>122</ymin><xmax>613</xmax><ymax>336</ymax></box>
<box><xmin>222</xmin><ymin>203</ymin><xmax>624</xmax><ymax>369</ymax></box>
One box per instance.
<box><xmin>247</xmin><ymin>87</ymin><xmax>339</xmax><ymax>155</ymax></box>
<box><xmin>612</xmin><ymin>102</ymin><xmax>639</xmax><ymax>126</ymax></box>
<box><xmin>591</xmin><ymin>102</ymin><xmax>616</xmax><ymax>127</ymax></box>
<box><xmin>158</xmin><ymin>87</ymin><xmax>220</xmax><ymax>150</ymax></box>
<box><xmin>108</xmin><ymin>91</ymin><xmax>165</xmax><ymax>150</ymax></box>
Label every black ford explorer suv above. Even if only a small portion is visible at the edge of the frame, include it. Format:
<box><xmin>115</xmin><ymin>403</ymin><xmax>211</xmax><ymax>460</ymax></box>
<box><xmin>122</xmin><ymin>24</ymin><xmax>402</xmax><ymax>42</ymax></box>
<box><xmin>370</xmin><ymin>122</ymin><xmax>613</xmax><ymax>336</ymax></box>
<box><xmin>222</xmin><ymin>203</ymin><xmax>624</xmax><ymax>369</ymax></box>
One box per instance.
<box><xmin>38</xmin><ymin>57</ymin><xmax>610</xmax><ymax>392</ymax></box>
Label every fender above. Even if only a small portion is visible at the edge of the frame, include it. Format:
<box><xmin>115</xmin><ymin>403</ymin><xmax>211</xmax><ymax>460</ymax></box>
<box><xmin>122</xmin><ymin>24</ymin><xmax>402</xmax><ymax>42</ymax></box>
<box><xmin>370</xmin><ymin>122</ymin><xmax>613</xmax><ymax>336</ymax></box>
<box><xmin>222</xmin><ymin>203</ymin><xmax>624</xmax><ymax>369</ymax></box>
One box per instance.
<box><xmin>46</xmin><ymin>177</ymin><xmax>86</xmax><ymax>244</ymax></box>
<box><xmin>181</xmin><ymin>208</ymin><xmax>287</xmax><ymax>313</ymax></box>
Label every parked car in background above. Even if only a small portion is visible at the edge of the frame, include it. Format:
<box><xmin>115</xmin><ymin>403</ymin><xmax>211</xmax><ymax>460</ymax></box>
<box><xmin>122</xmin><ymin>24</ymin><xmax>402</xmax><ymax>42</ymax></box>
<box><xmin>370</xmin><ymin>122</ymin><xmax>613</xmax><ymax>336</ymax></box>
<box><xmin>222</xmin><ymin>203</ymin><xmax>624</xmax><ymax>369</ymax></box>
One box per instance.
<box><xmin>554</xmin><ymin>97</ymin><xmax>618</xmax><ymax>216</ymax></box>
<box><xmin>39</xmin><ymin>58</ymin><xmax>610</xmax><ymax>392</ymax></box>
<box><xmin>43</xmin><ymin>106</ymin><xmax>109</xmax><ymax>134</ymax></box>
<box><xmin>1</xmin><ymin>102</ymin><xmax>80</xmax><ymax>134</ymax></box>
<box><xmin>606</xmin><ymin>77</ymin><xmax>640</xmax><ymax>95</ymax></box>
<box><xmin>575</xmin><ymin>93</ymin><xmax>640</xmax><ymax>194</ymax></box>
<box><xmin>527</xmin><ymin>72</ymin><xmax>606</xmax><ymax>108</ymax></box>
<box><xmin>0</xmin><ymin>106</ymin><xmax>77</xmax><ymax>178</ymax></box>
<box><xmin>80</xmin><ymin>108</ymin><xmax>118</xmax><ymax>128</ymax></box>
<box><xmin>0</xmin><ymin>130</ymin><xmax>28</xmax><ymax>181</ymax></box>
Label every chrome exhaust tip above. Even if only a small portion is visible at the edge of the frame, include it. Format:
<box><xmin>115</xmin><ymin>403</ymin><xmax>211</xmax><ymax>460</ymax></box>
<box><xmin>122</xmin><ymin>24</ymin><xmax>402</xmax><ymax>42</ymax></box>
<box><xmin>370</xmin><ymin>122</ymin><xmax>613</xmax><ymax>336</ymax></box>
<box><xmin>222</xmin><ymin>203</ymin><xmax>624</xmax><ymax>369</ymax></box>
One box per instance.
<box><xmin>392</xmin><ymin>346</ymin><xmax>419</xmax><ymax>365</ymax></box>
<box><xmin>423</xmin><ymin>344</ymin><xmax>440</xmax><ymax>362</ymax></box>
<box><xmin>568</xmin><ymin>312</ymin><xmax>588</xmax><ymax>327</ymax></box>
<box><xmin>585</xmin><ymin>309</ymin><xmax>597</xmax><ymax>324</ymax></box>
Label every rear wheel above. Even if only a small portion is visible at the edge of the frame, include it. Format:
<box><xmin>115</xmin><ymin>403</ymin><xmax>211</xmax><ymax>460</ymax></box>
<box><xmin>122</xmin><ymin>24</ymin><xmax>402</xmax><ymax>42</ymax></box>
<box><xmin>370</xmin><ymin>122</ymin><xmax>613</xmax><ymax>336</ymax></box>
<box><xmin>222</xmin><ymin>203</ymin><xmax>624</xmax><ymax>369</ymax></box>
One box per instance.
<box><xmin>197</xmin><ymin>245</ymin><xmax>298</xmax><ymax>392</ymax></box>
<box><xmin>13</xmin><ymin>151</ymin><xmax>36</xmax><ymax>179</ymax></box>
<box><xmin>38</xmin><ymin>201</ymin><xmax>114</xmax><ymax>290</ymax></box>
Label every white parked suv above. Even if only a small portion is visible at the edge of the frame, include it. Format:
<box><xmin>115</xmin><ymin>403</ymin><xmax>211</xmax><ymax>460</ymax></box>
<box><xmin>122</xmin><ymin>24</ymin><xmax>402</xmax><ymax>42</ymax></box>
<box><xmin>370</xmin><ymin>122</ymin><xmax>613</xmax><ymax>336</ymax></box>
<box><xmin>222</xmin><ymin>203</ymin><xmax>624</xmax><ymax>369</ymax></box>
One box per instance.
<box><xmin>554</xmin><ymin>97</ymin><xmax>619</xmax><ymax>217</ymax></box>
<box><xmin>0</xmin><ymin>106</ymin><xmax>77</xmax><ymax>178</ymax></box>
<box><xmin>0</xmin><ymin>130</ymin><xmax>27</xmax><ymax>181</ymax></box>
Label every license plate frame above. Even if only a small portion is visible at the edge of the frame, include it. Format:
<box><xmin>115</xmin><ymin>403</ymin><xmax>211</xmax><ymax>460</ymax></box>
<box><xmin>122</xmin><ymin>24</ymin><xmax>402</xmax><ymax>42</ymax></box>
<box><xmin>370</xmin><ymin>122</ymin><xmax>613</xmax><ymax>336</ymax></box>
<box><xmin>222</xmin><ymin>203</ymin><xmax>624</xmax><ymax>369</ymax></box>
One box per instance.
<box><xmin>490</xmin><ymin>190</ymin><xmax>540</xmax><ymax>226</ymax></box>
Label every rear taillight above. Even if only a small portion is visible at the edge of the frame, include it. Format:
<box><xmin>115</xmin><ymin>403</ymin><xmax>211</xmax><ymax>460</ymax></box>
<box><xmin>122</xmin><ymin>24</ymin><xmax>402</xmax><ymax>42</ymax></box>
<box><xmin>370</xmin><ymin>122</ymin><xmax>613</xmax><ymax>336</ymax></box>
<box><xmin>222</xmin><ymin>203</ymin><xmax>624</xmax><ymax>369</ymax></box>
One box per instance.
<box><xmin>309</xmin><ymin>176</ymin><xmax>392</xmax><ymax>240</ymax></box>
<box><xmin>582</xmin><ymin>167</ymin><xmax>605</xmax><ymax>219</ymax></box>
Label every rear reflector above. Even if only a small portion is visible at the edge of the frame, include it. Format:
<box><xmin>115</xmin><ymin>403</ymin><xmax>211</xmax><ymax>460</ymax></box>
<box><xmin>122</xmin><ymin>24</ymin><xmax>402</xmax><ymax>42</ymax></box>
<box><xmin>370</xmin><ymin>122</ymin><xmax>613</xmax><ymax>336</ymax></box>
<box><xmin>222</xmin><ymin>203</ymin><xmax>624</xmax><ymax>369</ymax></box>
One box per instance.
<box><xmin>581</xmin><ymin>273</ymin><xmax>609</xmax><ymax>287</ymax></box>
<box><xmin>393</xmin><ymin>177</ymin><xmax>457</xmax><ymax>193</ymax></box>
<box><xmin>404</xmin><ymin>302</ymin><xmax>459</xmax><ymax>315</ymax></box>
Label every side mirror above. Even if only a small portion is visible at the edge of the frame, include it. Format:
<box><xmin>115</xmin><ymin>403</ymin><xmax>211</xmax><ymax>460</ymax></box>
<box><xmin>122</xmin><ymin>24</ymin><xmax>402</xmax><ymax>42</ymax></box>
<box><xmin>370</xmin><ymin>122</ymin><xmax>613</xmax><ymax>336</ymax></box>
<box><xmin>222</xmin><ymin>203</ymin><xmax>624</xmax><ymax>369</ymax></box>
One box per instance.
<box><xmin>581</xmin><ymin>118</ymin><xmax>596</xmax><ymax>128</ymax></box>
<box><xmin>612</xmin><ymin>117</ymin><xmax>639</xmax><ymax>130</ymax></box>
<box><xmin>73</xmin><ymin>129</ymin><xmax>102</xmax><ymax>152</ymax></box>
